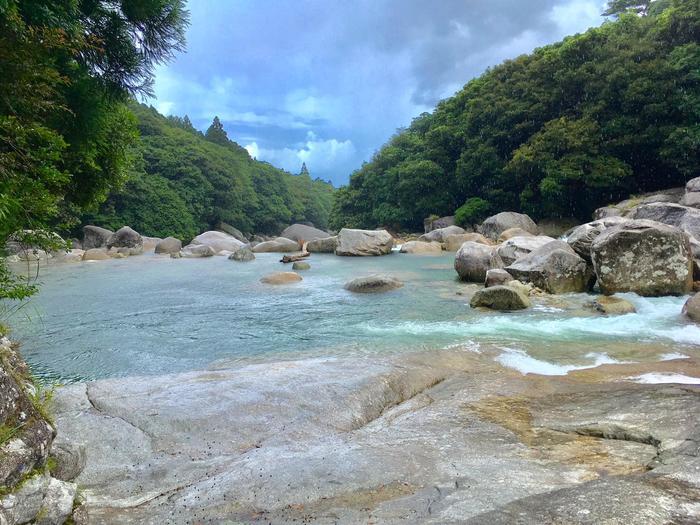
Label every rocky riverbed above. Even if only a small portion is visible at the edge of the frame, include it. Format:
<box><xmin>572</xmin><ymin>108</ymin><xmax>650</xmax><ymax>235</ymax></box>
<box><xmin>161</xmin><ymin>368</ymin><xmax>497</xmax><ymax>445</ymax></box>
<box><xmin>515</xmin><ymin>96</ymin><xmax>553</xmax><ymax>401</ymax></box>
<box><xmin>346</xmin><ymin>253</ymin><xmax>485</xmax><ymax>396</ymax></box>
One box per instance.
<box><xmin>50</xmin><ymin>349</ymin><xmax>698</xmax><ymax>524</ymax></box>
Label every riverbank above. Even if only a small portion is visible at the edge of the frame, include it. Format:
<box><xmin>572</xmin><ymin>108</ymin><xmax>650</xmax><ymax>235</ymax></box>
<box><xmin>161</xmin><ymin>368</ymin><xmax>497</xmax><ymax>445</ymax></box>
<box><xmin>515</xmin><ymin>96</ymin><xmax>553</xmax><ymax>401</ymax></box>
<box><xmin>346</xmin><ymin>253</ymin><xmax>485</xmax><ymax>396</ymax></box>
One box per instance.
<box><xmin>51</xmin><ymin>348</ymin><xmax>698</xmax><ymax>524</ymax></box>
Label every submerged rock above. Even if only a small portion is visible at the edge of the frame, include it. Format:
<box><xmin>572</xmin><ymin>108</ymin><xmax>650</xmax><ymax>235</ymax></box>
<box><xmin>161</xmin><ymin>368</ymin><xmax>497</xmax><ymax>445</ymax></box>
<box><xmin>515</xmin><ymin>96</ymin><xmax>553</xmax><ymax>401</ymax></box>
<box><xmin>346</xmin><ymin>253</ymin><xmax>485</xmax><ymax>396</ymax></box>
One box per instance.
<box><xmin>591</xmin><ymin>219</ymin><xmax>693</xmax><ymax>296</ymax></box>
<box><xmin>260</xmin><ymin>272</ymin><xmax>302</xmax><ymax>284</ymax></box>
<box><xmin>335</xmin><ymin>229</ymin><xmax>393</xmax><ymax>256</ymax></box>
<box><xmin>306</xmin><ymin>236</ymin><xmax>338</xmax><ymax>253</ymax></box>
<box><xmin>252</xmin><ymin>237</ymin><xmax>299</xmax><ymax>253</ymax></box>
<box><xmin>682</xmin><ymin>292</ymin><xmax>700</xmax><ymax>322</ymax></box>
<box><xmin>344</xmin><ymin>274</ymin><xmax>403</xmax><ymax>293</ymax></box>
<box><xmin>155</xmin><ymin>237</ymin><xmax>182</xmax><ymax>255</ymax></box>
<box><xmin>292</xmin><ymin>261</ymin><xmax>310</xmax><ymax>270</ymax></box>
<box><xmin>505</xmin><ymin>240</ymin><xmax>592</xmax><ymax>294</ymax></box>
<box><xmin>469</xmin><ymin>285</ymin><xmax>531</xmax><ymax>310</ymax></box>
<box><xmin>180</xmin><ymin>244</ymin><xmax>216</xmax><ymax>258</ymax></box>
<box><xmin>399</xmin><ymin>240</ymin><xmax>442</xmax><ymax>255</ymax></box>
<box><xmin>593</xmin><ymin>295</ymin><xmax>636</xmax><ymax>315</ymax></box>
<box><xmin>455</xmin><ymin>241</ymin><xmax>496</xmax><ymax>282</ymax></box>
<box><xmin>479</xmin><ymin>212</ymin><xmax>538</xmax><ymax>241</ymax></box>
<box><xmin>229</xmin><ymin>247</ymin><xmax>255</xmax><ymax>262</ymax></box>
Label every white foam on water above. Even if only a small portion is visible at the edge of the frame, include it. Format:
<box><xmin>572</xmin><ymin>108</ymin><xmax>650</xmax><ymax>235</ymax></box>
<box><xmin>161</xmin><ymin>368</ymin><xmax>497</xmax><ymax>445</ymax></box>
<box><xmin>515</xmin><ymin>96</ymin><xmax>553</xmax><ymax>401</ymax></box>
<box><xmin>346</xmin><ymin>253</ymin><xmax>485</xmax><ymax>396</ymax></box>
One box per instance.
<box><xmin>628</xmin><ymin>373</ymin><xmax>700</xmax><ymax>385</ymax></box>
<box><xmin>361</xmin><ymin>294</ymin><xmax>700</xmax><ymax>345</ymax></box>
<box><xmin>495</xmin><ymin>348</ymin><xmax>621</xmax><ymax>376</ymax></box>
<box><xmin>660</xmin><ymin>352</ymin><xmax>690</xmax><ymax>361</ymax></box>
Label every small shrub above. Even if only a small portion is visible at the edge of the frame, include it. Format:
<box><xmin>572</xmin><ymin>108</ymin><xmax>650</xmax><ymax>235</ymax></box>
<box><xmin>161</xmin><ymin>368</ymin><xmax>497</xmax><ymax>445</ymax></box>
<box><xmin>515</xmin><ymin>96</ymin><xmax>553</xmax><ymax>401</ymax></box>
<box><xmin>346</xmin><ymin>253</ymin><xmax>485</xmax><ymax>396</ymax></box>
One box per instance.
<box><xmin>455</xmin><ymin>197</ymin><xmax>491</xmax><ymax>227</ymax></box>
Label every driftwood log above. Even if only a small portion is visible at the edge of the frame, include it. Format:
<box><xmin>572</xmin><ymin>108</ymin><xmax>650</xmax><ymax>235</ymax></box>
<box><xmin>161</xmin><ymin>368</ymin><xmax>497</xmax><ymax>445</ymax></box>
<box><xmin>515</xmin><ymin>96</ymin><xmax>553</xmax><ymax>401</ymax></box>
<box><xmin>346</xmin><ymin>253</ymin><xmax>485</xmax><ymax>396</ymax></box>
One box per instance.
<box><xmin>280</xmin><ymin>252</ymin><xmax>310</xmax><ymax>263</ymax></box>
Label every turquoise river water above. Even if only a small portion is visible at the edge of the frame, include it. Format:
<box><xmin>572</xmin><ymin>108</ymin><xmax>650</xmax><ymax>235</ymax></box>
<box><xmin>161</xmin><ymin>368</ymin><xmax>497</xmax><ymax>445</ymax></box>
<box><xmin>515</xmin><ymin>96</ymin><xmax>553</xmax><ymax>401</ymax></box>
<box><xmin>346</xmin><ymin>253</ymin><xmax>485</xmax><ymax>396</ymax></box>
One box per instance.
<box><xmin>8</xmin><ymin>251</ymin><xmax>700</xmax><ymax>383</ymax></box>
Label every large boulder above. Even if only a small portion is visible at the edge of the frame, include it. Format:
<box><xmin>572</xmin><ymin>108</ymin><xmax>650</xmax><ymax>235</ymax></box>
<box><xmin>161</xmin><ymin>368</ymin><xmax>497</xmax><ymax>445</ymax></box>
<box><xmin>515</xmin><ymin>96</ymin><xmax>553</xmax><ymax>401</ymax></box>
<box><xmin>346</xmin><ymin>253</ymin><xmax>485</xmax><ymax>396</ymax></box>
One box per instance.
<box><xmin>505</xmin><ymin>240</ymin><xmax>593</xmax><ymax>294</ymax></box>
<box><xmin>470</xmin><ymin>285</ymin><xmax>531</xmax><ymax>310</ymax></box>
<box><xmin>682</xmin><ymin>292</ymin><xmax>700</xmax><ymax>322</ymax></box>
<box><xmin>106</xmin><ymin>226</ymin><xmax>143</xmax><ymax>252</ymax></box>
<box><xmin>307</xmin><ymin>236</ymin><xmax>338</xmax><ymax>253</ymax></box>
<box><xmin>260</xmin><ymin>272</ymin><xmax>302</xmax><ymax>285</ymax></box>
<box><xmin>443</xmin><ymin>233</ymin><xmax>491</xmax><ymax>252</ymax></box>
<box><xmin>155</xmin><ymin>237</ymin><xmax>182</xmax><ymax>255</ymax></box>
<box><xmin>591</xmin><ymin>219</ymin><xmax>693</xmax><ymax>296</ymax></box>
<box><xmin>565</xmin><ymin>217</ymin><xmax>629</xmax><ymax>261</ymax></box>
<box><xmin>479</xmin><ymin>212</ymin><xmax>538</xmax><ymax>241</ymax></box>
<box><xmin>180</xmin><ymin>244</ymin><xmax>216</xmax><ymax>258</ymax></box>
<box><xmin>424</xmin><ymin>215</ymin><xmax>455</xmax><ymax>233</ymax></box>
<box><xmin>82</xmin><ymin>225</ymin><xmax>113</xmax><ymax>250</ymax></box>
<box><xmin>399</xmin><ymin>241</ymin><xmax>442</xmax><ymax>255</ymax></box>
<box><xmin>493</xmin><ymin>235</ymin><xmax>557</xmax><ymax>266</ymax></box>
<box><xmin>190</xmin><ymin>231</ymin><xmax>244</xmax><ymax>254</ymax></box>
<box><xmin>344</xmin><ymin>275</ymin><xmax>403</xmax><ymax>293</ymax></box>
<box><xmin>280</xmin><ymin>224</ymin><xmax>329</xmax><ymax>242</ymax></box>
<box><xmin>454</xmin><ymin>242</ymin><xmax>496</xmax><ymax>282</ymax></box>
<box><xmin>418</xmin><ymin>225</ymin><xmax>465</xmax><ymax>243</ymax></box>
<box><xmin>628</xmin><ymin>202</ymin><xmax>700</xmax><ymax>240</ymax></box>
<box><xmin>141</xmin><ymin>236</ymin><xmax>162</xmax><ymax>252</ymax></box>
<box><xmin>335</xmin><ymin>229</ymin><xmax>393</xmax><ymax>256</ymax></box>
<box><xmin>252</xmin><ymin>237</ymin><xmax>299</xmax><ymax>253</ymax></box>
<box><xmin>217</xmin><ymin>222</ymin><xmax>248</xmax><ymax>243</ymax></box>
<box><xmin>82</xmin><ymin>248</ymin><xmax>110</xmax><ymax>261</ymax></box>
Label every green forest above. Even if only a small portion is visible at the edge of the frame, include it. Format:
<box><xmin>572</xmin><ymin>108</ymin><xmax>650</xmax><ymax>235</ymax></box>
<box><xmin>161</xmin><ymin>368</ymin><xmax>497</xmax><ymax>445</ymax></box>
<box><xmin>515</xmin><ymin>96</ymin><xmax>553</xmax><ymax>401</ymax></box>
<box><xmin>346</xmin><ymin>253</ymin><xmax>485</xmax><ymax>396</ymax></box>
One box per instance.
<box><xmin>83</xmin><ymin>104</ymin><xmax>335</xmax><ymax>241</ymax></box>
<box><xmin>330</xmin><ymin>0</ymin><xmax>700</xmax><ymax>231</ymax></box>
<box><xmin>0</xmin><ymin>0</ymin><xmax>333</xmax><ymax>299</ymax></box>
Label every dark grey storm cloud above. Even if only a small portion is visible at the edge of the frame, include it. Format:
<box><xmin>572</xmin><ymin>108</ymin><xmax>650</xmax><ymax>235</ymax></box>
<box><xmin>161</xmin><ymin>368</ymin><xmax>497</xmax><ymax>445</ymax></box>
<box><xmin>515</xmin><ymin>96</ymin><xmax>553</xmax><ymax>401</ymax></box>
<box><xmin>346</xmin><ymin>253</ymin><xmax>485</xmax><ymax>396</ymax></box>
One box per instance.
<box><xmin>150</xmin><ymin>0</ymin><xmax>607</xmax><ymax>184</ymax></box>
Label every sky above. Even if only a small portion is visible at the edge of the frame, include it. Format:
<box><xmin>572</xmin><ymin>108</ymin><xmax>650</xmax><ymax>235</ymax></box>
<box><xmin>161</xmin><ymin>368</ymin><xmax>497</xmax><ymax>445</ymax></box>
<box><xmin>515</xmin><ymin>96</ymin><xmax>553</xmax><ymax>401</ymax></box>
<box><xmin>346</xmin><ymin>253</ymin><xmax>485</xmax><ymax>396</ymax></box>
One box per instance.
<box><xmin>149</xmin><ymin>0</ymin><xmax>608</xmax><ymax>186</ymax></box>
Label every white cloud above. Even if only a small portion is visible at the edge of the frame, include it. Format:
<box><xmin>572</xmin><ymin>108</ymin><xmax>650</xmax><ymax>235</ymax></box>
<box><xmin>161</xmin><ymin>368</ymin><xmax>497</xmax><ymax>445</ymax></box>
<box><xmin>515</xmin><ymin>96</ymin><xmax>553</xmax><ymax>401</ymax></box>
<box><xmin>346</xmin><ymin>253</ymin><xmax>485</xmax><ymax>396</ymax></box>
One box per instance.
<box><xmin>550</xmin><ymin>1</ymin><xmax>606</xmax><ymax>36</ymax></box>
<box><xmin>245</xmin><ymin>132</ymin><xmax>356</xmax><ymax>175</ymax></box>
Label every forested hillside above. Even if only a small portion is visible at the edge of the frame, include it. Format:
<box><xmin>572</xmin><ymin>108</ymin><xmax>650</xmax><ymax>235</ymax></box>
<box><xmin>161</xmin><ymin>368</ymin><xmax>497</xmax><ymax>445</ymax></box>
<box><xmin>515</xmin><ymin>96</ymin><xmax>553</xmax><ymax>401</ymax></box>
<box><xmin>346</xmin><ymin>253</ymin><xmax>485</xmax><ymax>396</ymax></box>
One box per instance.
<box><xmin>330</xmin><ymin>0</ymin><xmax>699</xmax><ymax>231</ymax></box>
<box><xmin>82</xmin><ymin>104</ymin><xmax>335</xmax><ymax>240</ymax></box>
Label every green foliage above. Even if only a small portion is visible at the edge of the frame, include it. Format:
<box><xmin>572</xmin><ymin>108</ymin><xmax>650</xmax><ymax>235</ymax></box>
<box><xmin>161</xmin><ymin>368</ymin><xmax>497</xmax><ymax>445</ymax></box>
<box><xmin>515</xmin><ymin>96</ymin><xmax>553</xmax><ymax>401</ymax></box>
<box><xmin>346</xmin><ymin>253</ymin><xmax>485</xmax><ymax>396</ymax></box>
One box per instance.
<box><xmin>455</xmin><ymin>198</ymin><xmax>492</xmax><ymax>227</ymax></box>
<box><xmin>331</xmin><ymin>0</ymin><xmax>700</xmax><ymax>230</ymax></box>
<box><xmin>0</xmin><ymin>0</ymin><xmax>189</xmax><ymax>300</ymax></box>
<box><xmin>85</xmin><ymin>105</ymin><xmax>336</xmax><ymax>239</ymax></box>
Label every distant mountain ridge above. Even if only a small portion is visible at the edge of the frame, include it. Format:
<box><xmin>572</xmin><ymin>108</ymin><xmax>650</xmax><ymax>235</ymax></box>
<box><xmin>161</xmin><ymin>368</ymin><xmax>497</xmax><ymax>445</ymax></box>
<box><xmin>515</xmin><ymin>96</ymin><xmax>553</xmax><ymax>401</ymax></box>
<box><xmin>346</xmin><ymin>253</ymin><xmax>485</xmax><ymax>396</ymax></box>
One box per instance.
<box><xmin>83</xmin><ymin>103</ymin><xmax>334</xmax><ymax>241</ymax></box>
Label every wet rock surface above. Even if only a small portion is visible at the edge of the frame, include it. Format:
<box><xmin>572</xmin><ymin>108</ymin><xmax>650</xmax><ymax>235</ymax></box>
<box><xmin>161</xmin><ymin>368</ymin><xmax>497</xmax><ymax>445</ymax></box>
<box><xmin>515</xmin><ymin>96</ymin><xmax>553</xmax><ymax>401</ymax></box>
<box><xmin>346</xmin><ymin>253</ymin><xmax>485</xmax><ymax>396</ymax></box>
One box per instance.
<box><xmin>50</xmin><ymin>351</ymin><xmax>700</xmax><ymax>524</ymax></box>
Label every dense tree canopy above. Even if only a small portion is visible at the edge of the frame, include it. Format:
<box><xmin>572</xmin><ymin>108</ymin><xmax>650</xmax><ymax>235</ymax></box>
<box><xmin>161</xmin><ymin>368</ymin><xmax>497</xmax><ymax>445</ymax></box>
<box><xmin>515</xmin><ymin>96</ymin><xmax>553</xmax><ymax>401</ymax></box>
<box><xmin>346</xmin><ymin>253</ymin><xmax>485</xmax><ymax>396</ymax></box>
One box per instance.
<box><xmin>84</xmin><ymin>105</ymin><xmax>335</xmax><ymax>241</ymax></box>
<box><xmin>330</xmin><ymin>0</ymin><xmax>700</xmax><ymax>231</ymax></box>
<box><xmin>0</xmin><ymin>0</ymin><xmax>188</xmax><ymax>299</ymax></box>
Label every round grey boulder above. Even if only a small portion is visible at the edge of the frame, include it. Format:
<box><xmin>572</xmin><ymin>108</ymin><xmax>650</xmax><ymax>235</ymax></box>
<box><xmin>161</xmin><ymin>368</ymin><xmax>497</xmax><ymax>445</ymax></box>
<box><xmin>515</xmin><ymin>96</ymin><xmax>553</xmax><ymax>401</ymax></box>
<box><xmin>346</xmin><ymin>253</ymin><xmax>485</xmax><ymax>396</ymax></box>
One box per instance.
<box><xmin>180</xmin><ymin>244</ymin><xmax>216</xmax><ymax>258</ymax></box>
<box><xmin>479</xmin><ymin>212</ymin><xmax>538</xmax><ymax>241</ymax></box>
<box><xmin>155</xmin><ymin>237</ymin><xmax>182</xmax><ymax>254</ymax></box>
<box><xmin>344</xmin><ymin>275</ymin><xmax>403</xmax><ymax>293</ymax></box>
<box><xmin>485</xmin><ymin>269</ymin><xmax>513</xmax><ymax>288</ymax></box>
<box><xmin>229</xmin><ymin>247</ymin><xmax>255</xmax><ymax>262</ymax></box>
<box><xmin>455</xmin><ymin>241</ymin><xmax>496</xmax><ymax>282</ymax></box>
<box><xmin>470</xmin><ymin>285</ymin><xmax>531</xmax><ymax>310</ymax></box>
<box><xmin>493</xmin><ymin>235</ymin><xmax>556</xmax><ymax>266</ymax></box>
<box><xmin>419</xmin><ymin>225</ymin><xmax>466</xmax><ymax>243</ymax></box>
<box><xmin>566</xmin><ymin>217</ymin><xmax>629</xmax><ymax>261</ymax></box>
<box><xmin>252</xmin><ymin>237</ymin><xmax>299</xmax><ymax>253</ymax></box>
<box><xmin>107</xmin><ymin>226</ymin><xmax>143</xmax><ymax>250</ymax></box>
<box><xmin>591</xmin><ymin>219</ymin><xmax>693</xmax><ymax>296</ymax></box>
<box><xmin>335</xmin><ymin>229</ymin><xmax>393</xmax><ymax>256</ymax></box>
<box><xmin>82</xmin><ymin>225</ymin><xmax>113</xmax><ymax>250</ymax></box>
<box><xmin>280</xmin><ymin>224</ymin><xmax>330</xmax><ymax>242</ymax></box>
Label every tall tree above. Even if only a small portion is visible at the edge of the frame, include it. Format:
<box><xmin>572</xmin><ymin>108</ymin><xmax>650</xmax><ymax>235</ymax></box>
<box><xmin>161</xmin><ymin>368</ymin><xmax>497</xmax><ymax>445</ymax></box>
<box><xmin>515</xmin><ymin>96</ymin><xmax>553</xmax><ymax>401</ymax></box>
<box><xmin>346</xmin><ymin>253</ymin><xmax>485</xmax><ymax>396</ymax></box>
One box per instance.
<box><xmin>205</xmin><ymin>116</ymin><xmax>230</xmax><ymax>146</ymax></box>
